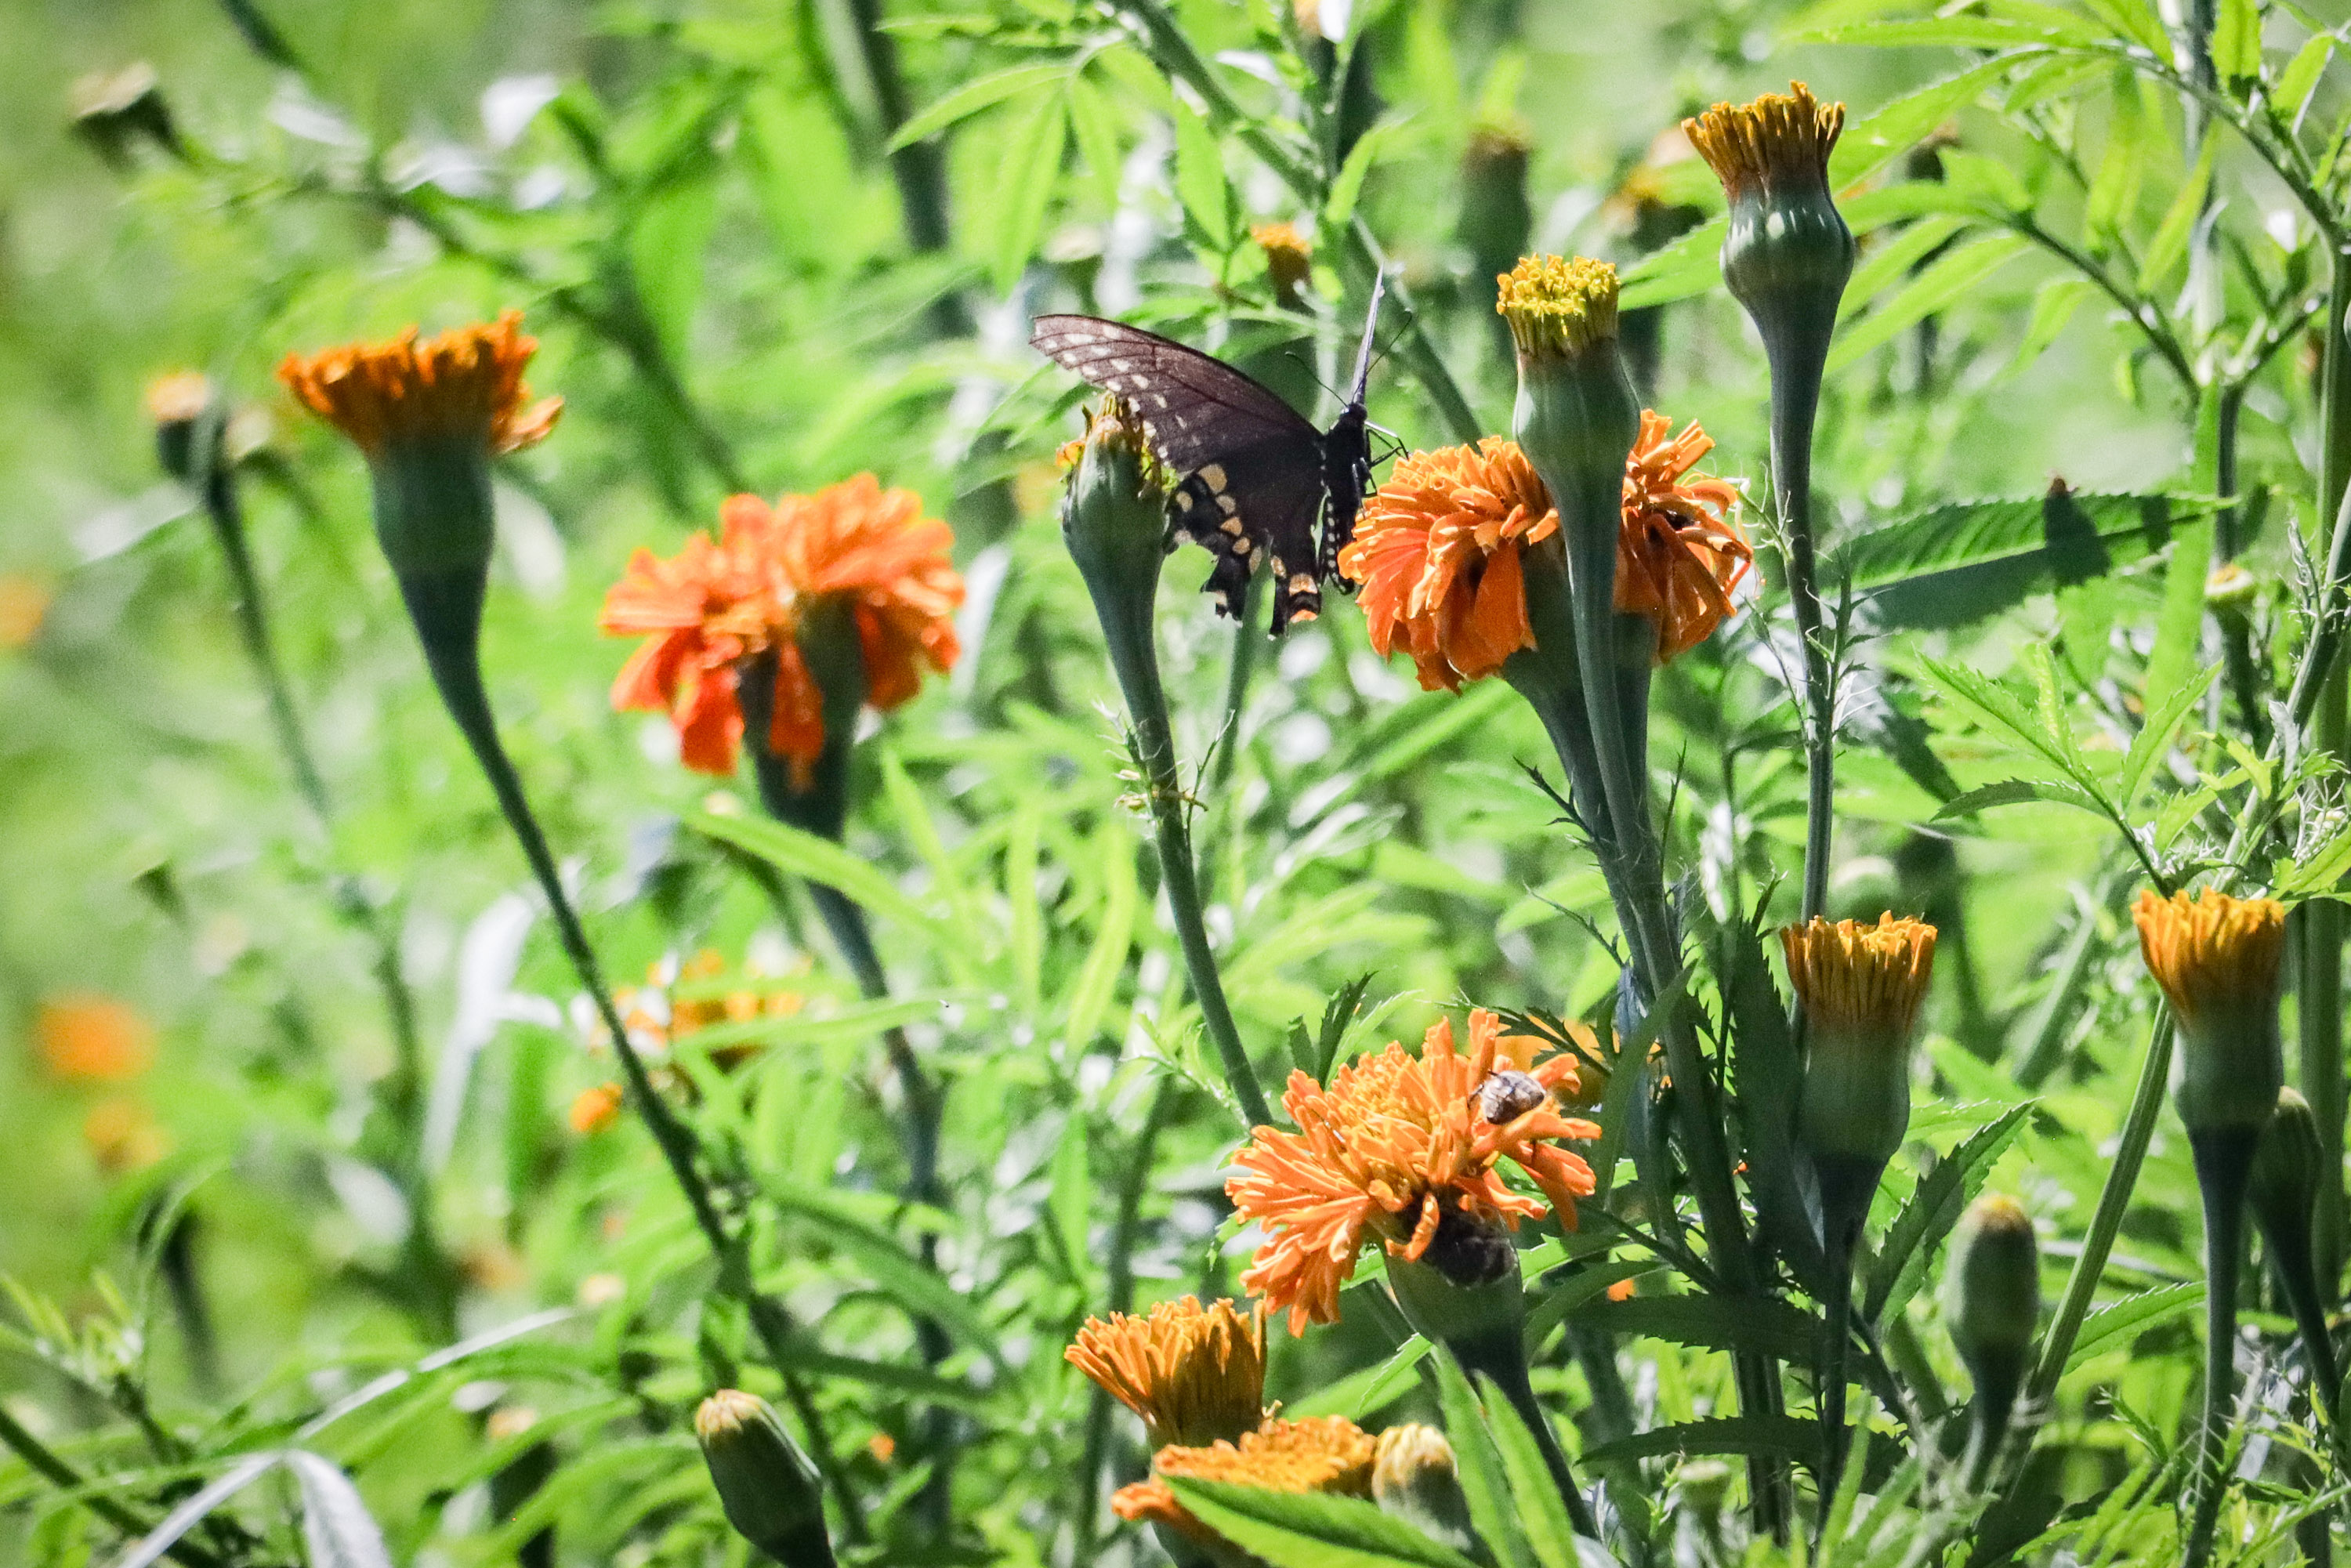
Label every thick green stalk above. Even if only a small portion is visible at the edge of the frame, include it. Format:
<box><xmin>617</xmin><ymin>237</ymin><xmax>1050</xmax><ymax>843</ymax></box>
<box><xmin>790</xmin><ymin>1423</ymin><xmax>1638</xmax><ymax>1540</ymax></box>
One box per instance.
<box><xmin>1764</xmin><ymin>337</ymin><xmax>1837</xmax><ymax>923</ymax></box>
<box><xmin>1074</xmin><ymin>1078</ymin><xmax>1178</xmax><ymax>1555</ymax></box>
<box><xmin>2184</xmin><ymin>1130</ymin><xmax>2255</xmax><ymax>1568</ymax></box>
<box><xmin>2306</xmin><ymin>243</ymin><xmax>2351</xmax><ymax>1303</ymax></box>
<box><xmin>398</xmin><ymin>568</ymin><xmax>864</xmax><ymax>1541</ymax></box>
<box><xmin>2023</xmin><ymin>1013</ymin><xmax>2175</xmax><ymax>1414</ymax></box>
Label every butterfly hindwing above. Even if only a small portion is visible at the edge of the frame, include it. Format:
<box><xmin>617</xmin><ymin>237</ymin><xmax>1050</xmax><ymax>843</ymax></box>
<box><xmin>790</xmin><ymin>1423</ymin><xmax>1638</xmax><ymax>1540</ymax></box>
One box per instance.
<box><xmin>1170</xmin><ymin>435</ymin><xmax>1329</xmax><ymax>628</ymax></box>
<box><xmin>1033</xmin><ymin>313</ymin><xmax>1331</xmax><ymax>632</ymax></box>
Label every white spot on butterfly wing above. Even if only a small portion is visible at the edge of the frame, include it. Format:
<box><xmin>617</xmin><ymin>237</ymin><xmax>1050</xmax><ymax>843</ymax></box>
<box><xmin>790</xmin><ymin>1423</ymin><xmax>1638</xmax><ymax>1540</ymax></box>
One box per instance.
<box><xmin>1198</xmin><ymin>463</ymin><xmax>1227</xmax><ymax>491</ymax></box>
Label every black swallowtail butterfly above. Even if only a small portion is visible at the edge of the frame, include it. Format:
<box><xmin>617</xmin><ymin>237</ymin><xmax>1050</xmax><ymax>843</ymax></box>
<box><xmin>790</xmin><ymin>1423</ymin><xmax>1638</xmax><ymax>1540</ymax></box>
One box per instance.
<box><xmin>1031</xmin><ymin>275</ymin><xmax>1386</xmax><ymax>636</ymax></box>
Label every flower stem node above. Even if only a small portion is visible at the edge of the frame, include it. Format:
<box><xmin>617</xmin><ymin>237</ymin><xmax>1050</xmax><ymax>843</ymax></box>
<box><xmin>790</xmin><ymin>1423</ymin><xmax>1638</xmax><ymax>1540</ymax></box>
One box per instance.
<box><xmin>694</xmin><ymin>1389</ymin><xmax>837</xmax><ymax>1568</ymax></box>
<box><xmin>1783</xmin><ymin>914</ymin><xmax>1937</xmax><ymax>1176</ymax></box>
<box><xmin>1683</xmin><ymin>84</ymin><xmax>1855</xmax><ymax>370</ymax></box>
<box><xmin>2133</xmin><ymin>888</ymin><xmax>2287</xmax><ymax>1135</ymax></box>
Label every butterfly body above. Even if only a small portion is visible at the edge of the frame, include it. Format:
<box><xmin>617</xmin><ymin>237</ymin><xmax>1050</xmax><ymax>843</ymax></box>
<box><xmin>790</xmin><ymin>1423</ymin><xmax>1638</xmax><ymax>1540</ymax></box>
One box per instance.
<box><xmin>1032</xmin><ymin>277</ymin><xmax>1386</xmax><ymax>635</ymax></box>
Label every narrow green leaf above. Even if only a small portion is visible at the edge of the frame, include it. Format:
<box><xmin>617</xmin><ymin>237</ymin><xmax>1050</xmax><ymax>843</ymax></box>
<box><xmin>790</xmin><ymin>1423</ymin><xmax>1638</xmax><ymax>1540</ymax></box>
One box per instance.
<box><xmin>1790</xmin><ymin>17</ymin><xmax>2072</xmax><ymax>48</ymax></box>
<box><xmin>1862</xmin><ymin>1103</ymin><xmax>2034</xmax><ymax>1325</ymax></box>
<box><xmin>1473</xmin><ymin>1375</ymin><xmax>1578</xmax><ymax>1568</ymax></box>
<box><xmin>2006</xmin><ymin>276</ymin><xmax>2096</xmax><ymax>377</ymax></box>
<box><xmin>2135</xmin><ymin>134</ymin><xmax>2217</xmax><ymax>293</ymax></box>
<box><xmin>2072</xmin><ymin>0</ymin><xmax>2172</xmax><ymax>55</ymax></box>
<box><xmin>2088</xmin><ymin>70</ymin><xmax>2151</xmax><ymax>241</ymax></box>
<box><xmin>1824</xmin><ymin>491</ymin><xmax>2220</xmax><ymax>630</ymax></box>
<box><xmin>1933</xmin><ymin>777</ymin><xmax>2110</xmax><ymax>821</ymax></box>
<box><xmin>2212</xmin><ymin>0</ymin><xmax>2262</xmax><ymax>85</ymax></box>
<box><xmin>2280</xmin><ymin>35</ymin><xmax>2336</xmax><ymax>128</ymax></box>
<box><xmin>2118</xmin><ymin>664</ymin><xmax>2218</xmax><ymax>813</ymax></box>
<box><xmin>1006</xmin><ymin>799</ymin><xmax>1043</xmax><ymax>1014</ymax></box>
<box><xmin>1315</xmin><ymin>972</ymin><xmax>1377</xmax><ymax>1081</ymax></box>
<box><xmin>1432</xmin><ymin>1351</ymin><xmax>1539</xmax><ymax>1568</ymax></box>
<box><xmin>1066</xmin><ymin>73</ymin><xmax>1125</xmax><ymax>211</ymax></box>
<box><xmin>1836</xmin><ymin>214</ymin><xmax>1970</xmax><ymax>324</ymax></box>
<box><xmin>1284</xmin><ymin>1335</ymin><xmax>1432</xmax><ymax>1420</ymax></box>
<box><xmin>1719</xmin><ymin>913</ymin><xmax>1833</xmax><ymax>1295</ymax></box>
<box><xmin>1828</xmin><ymin>234</ymin><xmax>2030</xmax><ymax>374</ymax></box>
<box><xmin>1323</xmin><ymin>119</ymin><xmax>1394</xmax><ymax>233</ymax></box>
<box><xmin>889</xmin><ymin>63</ymin><xmax>1067</xmax><ymax>149</ymax></box>
<box><xmin>1827</xmin><ymin>58</ymin><xmax>2018</xmax><ymax>188</ymax></box>
<box><xmin>2144</xmin><ymin>389</ymin><xmax>2220</xmax><ymax>708</ymax></box>
<box><xmin>878</xmin><ymin>747</ymin><xmax>980</xmax><ymax>947</ymax></box>
<box><xmin>2066</xmin><ymin>1282</ymin><xmax>2203</xmax><ymax>1369</ymax></box>
<box><xmin>2277</xmin><ymin>820</ymin><xmax>2351</xmax><ymax>896</ymax></box>
<box><xmin>1063</xmin><ymin>829</ymin><xmax>1136</xmax><ymax>1046</ymax></box>
<box><xmin>690</xmin><ymin>811</ymin><xmax>944</xmax><ymax>938</ymax></box>
<box><xmin>991</xmin><ymin>92</ymin><xmax>1067</xmax><ymax>295</ymax></box>
<box><xmin>1167</xmin><ymin>1479</ymin><xmax>1483</xmax><ymax>1568</ymax></box>
<box><xmin>1049</xmin><ymin>1114</ymin><xmax>1091</xmax><ymax>1282</ymax></box>
<box><xmin>1523</xmin><ymin>1260</ymin><xmax>1647</xmax><ymax>1349</ymax></box>
<box><xmin>1582</xmin><ymin>1416</ymin><xmax>1823</xmax><ymax>1467</ymax></box>
<box><xmin>1173</xmin><ymin>100</ymin><xmax>1233</xmax><ymax>252</ymax></box>
<box><xmin>1617</xmin><ymin>216</ymin><xmax>1726</xmax><ymax>310</ymax></box>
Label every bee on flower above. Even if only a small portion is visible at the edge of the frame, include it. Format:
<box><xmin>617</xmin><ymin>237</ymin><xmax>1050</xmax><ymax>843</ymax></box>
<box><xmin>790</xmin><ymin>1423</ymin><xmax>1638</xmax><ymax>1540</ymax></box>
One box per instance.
<box><xmin>1226</xmin><ymin>1008</ymin><xmax>1601</xmax><ymax>1333</ymax></box>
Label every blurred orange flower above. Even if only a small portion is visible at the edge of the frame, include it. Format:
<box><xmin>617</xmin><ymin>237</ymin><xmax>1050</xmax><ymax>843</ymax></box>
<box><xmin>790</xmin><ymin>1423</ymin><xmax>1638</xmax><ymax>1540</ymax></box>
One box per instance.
<box><xmin>1226</xmin><ymin>1008</ymin><xmax>1599</xmax><ymax>1333</ymax></box>
<box><xmin>1617</xmin><ymin>411</ymin><xmax>1750</xmax><ymax>661</ymax></box>
<box><xmin>277</xmin><ymin>311</ymin><xmax>560</xmax><ymax>459</ymax></box>
<box><xmin>608</xmin><ymin>950</ymin><xmax>802</xmax><ymax>1073</ymax></box>
<box><xmin>37</xmin><ymin>994</ymin><xmax>154</xmax><ymax>1083</ymax></box>
<box><xmin>84</xmin><ymin>1098</ymin><xmax>168</xmax><ymax>1174</ymax></box>
<box><xmin>0</xmin><ymin>574</ymin><xmax>49</xmax><ymax>650</ymax></box>
<box><xmin>569</xmin><ymin>1082</ymin><xmax>624</xmax><ymax>1135</ymax></box>
<box><xmin>603</xmin><ymin>476</ymin><xmax>962</xmax><ymax>782</ymax></box>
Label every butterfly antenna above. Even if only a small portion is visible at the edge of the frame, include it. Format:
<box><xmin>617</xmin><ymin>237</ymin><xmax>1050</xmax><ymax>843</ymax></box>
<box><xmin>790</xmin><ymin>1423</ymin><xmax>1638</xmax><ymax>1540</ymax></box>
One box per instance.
<box><xmin>1347</xmin><ymin>270</ymin><xmax>1389</xmax><ymax>401</ymax></box>
<box><xmin>1281</xmin><ymin>349</ymin><xmax>1345</xmax><ymax>406</ymax></box>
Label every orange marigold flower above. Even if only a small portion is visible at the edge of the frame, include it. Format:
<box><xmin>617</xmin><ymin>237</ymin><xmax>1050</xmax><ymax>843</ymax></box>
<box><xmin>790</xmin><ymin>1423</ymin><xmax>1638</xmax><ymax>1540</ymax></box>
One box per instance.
<box><xmin>276</xmin><ymin>310</ymin><xmax>560</xmax><ymax>459</ymax></box>
<box><xmin>1226</xmin><ymin>1008</ymin><xmax>1600</xmax><ymax>1334</ymax></box>
<box><xmin>1780</xmin><ymin>914</ymin><xmax>1938</xmax><ymax>1049</ymax></box>
<box><xmin>1339</xmin><ymin>438</ymin><xmax>1558</xmax><ymax>692</ymax></box>
<box><xmin>1067</xmin><ymin>1296</ymin><xmax>1266</xmax><ymax>1448</ymax></box>
<box><xmin>2132</xmin><ymin>888</ymin><xmax>2287</xmax><ymax>1037</ymax></box>
<box><xmin>0</xmin><ymin>574</ymin><xmax>49</xmax><ymax>650</ymax></box>
<box><xmin>569</xmin><ymin>1082</ymin><xmax>625</xmax><ymax>1135</ymax></box>
<box><xmin>1618</xmin><ymin>411</ymin><xmax>1751</xmax><ymax>661</ymax></box>
<box><xmin>37</xmin><ymin>994</ymin><xmax>155</xmax><ymax>1083</ymax></box>
<box><xmin>1112</xmin><ymin>1416</ymin><xmax>1375</xmax><ymax>1544</ymax></box>
<box><xmin>1252</xmin><ymin>221</ymin><xmax>1314</xmax><ymax>302</ymax></box>
<box><xmin>601</xmin><ymin>476</ymin><xmax>962</xmax><ymax>782</ymax></box>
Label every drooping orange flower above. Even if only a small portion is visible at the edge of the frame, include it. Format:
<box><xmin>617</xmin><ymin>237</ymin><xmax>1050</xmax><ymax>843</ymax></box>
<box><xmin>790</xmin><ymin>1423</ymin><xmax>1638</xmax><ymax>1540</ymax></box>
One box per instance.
<box><xmin>1618</xmin><ymin>411</ymin><xmax>1751</xmax><ymax>661</ymax></box>
<box><xmin>276</xmin><ymin>310</ymin><xmax>561</xmax><ymax>459</ymax></box>
<box><xmin>1067</xmin><ymin>1296</ymin><xmax>1266</xmax><ymax>1448</ymax></box>
<box><xmin>1226</xmin><ymin>1008</ymin><xmax>1599</xmax><ymax>1334</ymax></box>
<box><xmin>1111</xmin><ymin>1416</ymin><xmax>1375</xmax><ymax>1544</ymax></box>
<box><xmin>601</xmin><ymin>476</ymin><xmax>962</xmax><ymax>782</ymax></box>
<box><xmin>36</xmin><ymin>994</ymin><xmax>156</xmax><ymax>1083</ymax></box>
<box><xmin>1339</xmin><ymin>438</ymin><xmax>1558</xmax><ymax>692</ymax></box>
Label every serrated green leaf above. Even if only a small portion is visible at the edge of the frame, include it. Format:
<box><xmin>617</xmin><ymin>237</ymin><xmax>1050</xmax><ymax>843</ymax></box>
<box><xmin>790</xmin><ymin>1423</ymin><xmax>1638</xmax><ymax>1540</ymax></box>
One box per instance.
<box><xmin>2277</xmin><ymin>819</ymin><xmax>2351</xmax><ymax>896</ymax></box>
<box><xmin>1617</xmin><ymin>215</ymin><xmax>1726</xmax><ymax>310</ymax></box>
<box><xmin>1824</xmin><ymin>491</ymin><xmax>2219</xmax><ymax>630</ymax></box>
<box><xmin>991</xmin><ymin>92</ymin><xmax>1067</xmax><ymax>294</ymax></box>
<box><xmin>890</xmin><ymin>62</ymin><xmax>1067</xmax><ymax>149</ymax></box>
<box><xmin>2118</xmin><ymin>664</ymin><xmax>2218</xmax><ymax>813</ymax></box>
<box><xmin>1933</xmin><ymin>777</ymin><xmax>2110</xmax><ymax>820</ymax></box>
<box><xmin>1522</xmin><ymin>1260</ymin><xmax>1647</xmax><ymax>1349</ymax></box>
<box><xmin>1432</xmin><ymin>1351</ymin><xmax>1538</xmax><ymax>1568</ymax></box>
<box><xmin>1473</xmin><ymin>1375</ymin><xmax>1579</xmax><ymax>1568</ymax></box>
<box><xmin>690</xmin><ymin>810</ymin><xmax>946</xmax><ymax>939</ymax></box>
<box><xmin>1323</xmin><ymin>118</ymin><xmax>1396</xmax><ymax>232</ymax></box>
<box><xmin>1174</xmin><ymin>100</ymin><xmax>1234</xmax><ymax>253</ymax></box>
<box><xmin>1863</xmin><ymin>1103</ymin><xmax>2034</xmax><ymax>1325</ymax></box>
<box><xmin>1789</xmin><ymin>17</ymin><xmax>2074</xmax><ymax>47</ymax></box>
<box><xmin>1066</xmin><ymin>72</ymin><xmax>1125</xmax><ymax>211</ymax></box>
<box><xmin>1828</xmin><ymin>234</ymin><xmax>2030</xmax><ymax>374</ymax></box>
<box><xmin>1167</xmin><ymin>1479</ymin><xmax>1483</xmax><ymax>1568</ymax></box>
<box><xmin>2066</xmin><ymin>1282</ymin><xmax>2203</xmax><ymax>1369</ymax></box>
<box><xmin>2074</xmin><ymin>0</ymin><xmax>2172</xmax><ymax>54</ymax></box>
<box><xmin>1316</xmin><ymin>972</ymin><xmax>1376</xmax><ymax>1081</ymax></box>
<box><xmin>2280</xmin><ymin>35</ymin><xmax>2335</xmax><ymax>128</ymax></box>
<box><xmin>1836</xmin><ymin>215</ymin><xmax>1971</xmax><ymax>324</ymax></box>
<box><xmin>1284</xmin><ymin>1335</ymin><xmax>1431</xmax><ymax>1420</ymax></box>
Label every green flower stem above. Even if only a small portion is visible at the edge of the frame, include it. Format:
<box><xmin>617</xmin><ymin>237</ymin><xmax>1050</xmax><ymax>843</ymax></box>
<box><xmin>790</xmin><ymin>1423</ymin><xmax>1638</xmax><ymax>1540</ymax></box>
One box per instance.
<box><xmin>1763</xmin><ymin>339</ymin><xmax>1837</xmax><ymax>924</ymax></box>
<box><xmin>0</xmin><ymin>1404</ymin><xmax>225</xmax><ymax>1568</ymax></box>
<box><xmin>1811</xmin><ymin>1157</ymin><xmax>1880</xmax><ymax>1508</ymax></box>
<box><xmin>1075</xmin><ymin>1077</ymin><xmax>1179</xmax><ymax>1555</ymax></box>
<box><xmin>1082</xmin><ymin>573</ymin><xmax>1273</xmax><ymax>1130</ymax></box>
<box><xmin>396</xmin><ymin>567</ymin><xmax>865</xmax><ymax>1543</ymax></box>
<box><xmin>2022</xmin><ymin>1012</ymin><xmax>2174</xmax><ymax>1418</ymax></box>
<box><xmin>2184</xmin><ymin>1128</ymin><xmax>2256</xmax><ymax>1568</ymax></box>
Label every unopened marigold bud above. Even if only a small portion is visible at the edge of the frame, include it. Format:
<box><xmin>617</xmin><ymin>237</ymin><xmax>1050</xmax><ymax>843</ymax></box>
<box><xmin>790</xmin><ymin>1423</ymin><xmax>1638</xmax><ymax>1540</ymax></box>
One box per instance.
<box><xmin>147</xmin><ymin>371</ymin><xmax>216</xmax><ymax>485</ymax></box>
<box><xmin>1459</xmin><ymin>122</ymin><xmax>1534</xmax><ymax>317</ymax></box>
<box><xmin>694</xmin><ymin>1389</ymin><xmax>835</xmax><ymax>1568</ymax></box>
<box><xmin>2133</xmin><ymin>888</ymin><xmax>2285</xmax><ymax>1135</ymax></box>
<box><xmin>1372</xmin><ymin>1425</ymin><xmax>1473</xmax><ymax>1551</ymax></box>
<box><xmin>1683</xmin><ymin>83</ymin><xmax>1854</xmax><ymax>372</ymax></box>
<box><xmin>1784</xmin><ymin>914</ymin><xmax>1936</xmax><ymax>1168</ymax></box>
<box><xmin>1943</xmin><ymin>1194</ymin><xmax>2038</xmax><ymax>1487</ymax></box>
<box><xmin>71</xmin><ymin>63</ymin><xmax>183</xmax><ymax>167</ymax></box>
<box><xmin>2250</xmin><ymin>1086</ymin><xmax>2324</xmax><ymax>1266</ymax></box>
<box><xmin>1252</xmin><ymin>222</ymin><xmax>1314</xmax><ymax>309</ymax></box>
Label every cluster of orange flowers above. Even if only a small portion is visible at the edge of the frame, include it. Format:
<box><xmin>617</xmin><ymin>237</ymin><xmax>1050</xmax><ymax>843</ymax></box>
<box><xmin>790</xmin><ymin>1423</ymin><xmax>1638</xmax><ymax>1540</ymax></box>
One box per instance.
<box><xmin>1342</xmin><ymin>413</ymin><xmax>1749</xmax><ymax>690</ymax></box>
<box><xmin>602</xmin><ymin>476</ymin><xmax>965</xmax><ymax>782</ymax></box>
<box><xmin>571</xmin><ymin>951</ymin><xmax>806</xmax><ymax>1135</ymax></box>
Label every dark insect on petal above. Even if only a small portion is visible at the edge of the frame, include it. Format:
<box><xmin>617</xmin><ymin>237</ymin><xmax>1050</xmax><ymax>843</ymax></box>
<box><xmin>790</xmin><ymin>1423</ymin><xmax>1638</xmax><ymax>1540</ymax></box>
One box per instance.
<box><xmin>1475</xmin><ymin>1070</ymin><xmax>1549</xmax><ymax>1124</ymax></box>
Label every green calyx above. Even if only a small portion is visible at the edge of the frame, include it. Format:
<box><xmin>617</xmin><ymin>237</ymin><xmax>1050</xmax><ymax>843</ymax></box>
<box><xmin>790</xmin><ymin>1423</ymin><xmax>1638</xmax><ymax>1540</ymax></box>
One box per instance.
<box><xmin>367</xmin><ymin>434</ymin><xmax>499</xmax><ymax>580</ymax></box>
<box><xmin>1386</xmin><ymin>1244</ymin><xmax>1526</xmax><ymax>1378</ymax></box>
<box><xmin>1797</xmin><ymin>1025</ymin><xmax>1914</xmax><ymax>1170</ymax></box>
<box><xmin>2172</xmin><ymin>1008</ymin><xmax>2284</xmax><ymax>1134</ymax></box>
<box><xmin>740</xmin><ymin>599</ymin><xmax>868</xmax><ymax>842</ymax></box>
<box><xmin>1061</xmin><ymin>399</ymin><xmax>1172</xmax><ymax>635</ymax></box>
<box><xmin>1717</xmin><ymin>183</ymin><xmax>1854</xmax><ymax>366</ymax></box>
<box><xmin>694</xmin><ymin>1389</ymin><xmax>837</xmax><ymax>1568</ymax></box>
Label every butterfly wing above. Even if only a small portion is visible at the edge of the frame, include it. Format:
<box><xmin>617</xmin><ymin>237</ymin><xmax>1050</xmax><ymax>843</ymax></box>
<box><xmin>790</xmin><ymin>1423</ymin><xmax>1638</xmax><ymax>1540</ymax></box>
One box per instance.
<box><xmin>1032</xmin><ymin>314</ymin><xmax>1329</xmax><ymax>632</ymax></box>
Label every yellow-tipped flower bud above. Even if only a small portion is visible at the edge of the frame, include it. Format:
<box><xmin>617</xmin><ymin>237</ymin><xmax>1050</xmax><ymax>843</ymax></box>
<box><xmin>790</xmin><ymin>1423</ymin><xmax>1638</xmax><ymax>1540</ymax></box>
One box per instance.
<box><xmin>1251</xmin><ymin>222</ymin><xmax>1314</xmax><ymax>309</ymax></box>
<box><xmin>146</xmin><ymin>371</ymin><xmax>215</xmax><ymax>485</ymax></box>
<box><xmin>694</xmin><ymin>1389</ymin><xmax>835</xmax><ymax>1568</ymax></box>
<box><xmin>1943</xmin><ymin>1195</ymin><xmax>2038</xmax><ymax>1487</ymax></box>
<box><xmin>1783</xmin><ymin>914</ymin><xmax>1937</xmax><ymax>1170</ymax></box>
<box><xmin>2132</xmin><ymin>888</ymin><xmax>2285</xmax><ymax>1134</ymax></box>
<box><xmin>1683</xmin><ymin>83</ymin><xmax>1855</xmax><ymax>364</ymax></box>
<box><xmin>1371</xmin><ymin>1424</ymin><xmax>1475</xmax><ymax>1551</ymax></box>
